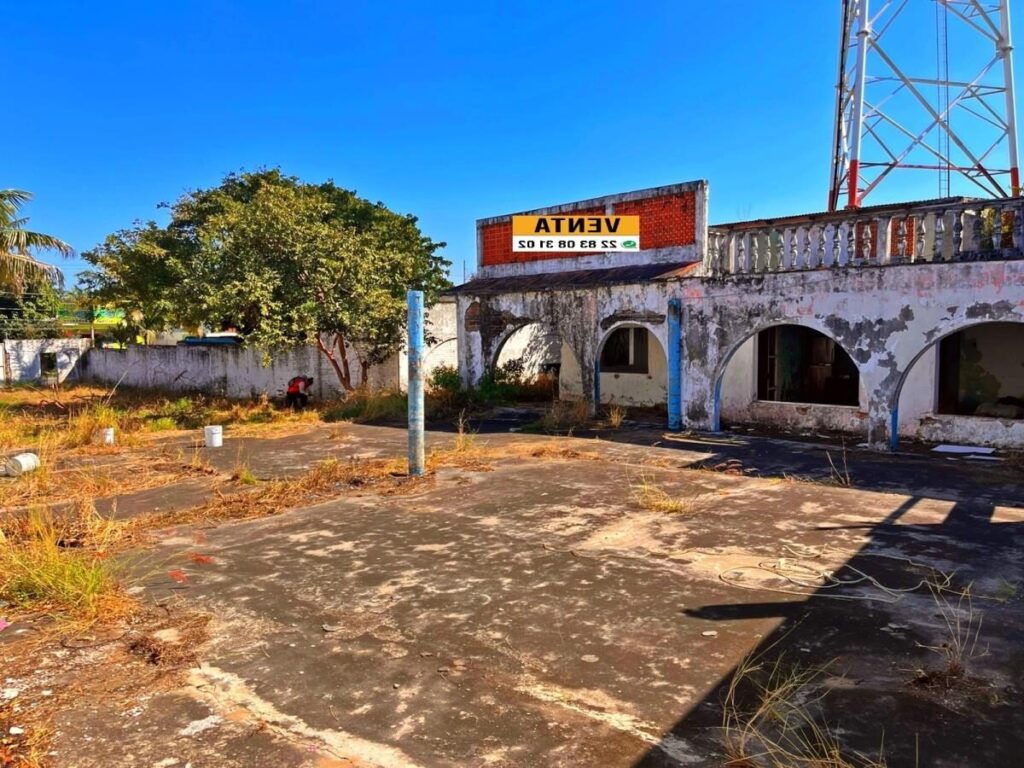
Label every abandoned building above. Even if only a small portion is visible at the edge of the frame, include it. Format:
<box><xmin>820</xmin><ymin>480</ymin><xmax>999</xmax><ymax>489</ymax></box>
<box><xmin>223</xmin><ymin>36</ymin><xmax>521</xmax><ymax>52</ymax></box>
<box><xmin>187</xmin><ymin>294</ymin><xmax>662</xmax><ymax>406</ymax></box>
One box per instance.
<box><xmin>452</xmin><ymin>181</ymin><xmax>1024</xmax><ymax>449</ymax></box>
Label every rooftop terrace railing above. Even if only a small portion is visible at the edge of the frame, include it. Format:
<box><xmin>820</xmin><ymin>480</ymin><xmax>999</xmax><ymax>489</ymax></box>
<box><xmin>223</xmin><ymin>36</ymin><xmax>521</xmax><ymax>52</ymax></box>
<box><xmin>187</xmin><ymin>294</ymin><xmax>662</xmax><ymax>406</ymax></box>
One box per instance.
<box><xmin>705</xmin><ymin>197</ymin><xmax>1024</xmax><ymax>276</ymax></box>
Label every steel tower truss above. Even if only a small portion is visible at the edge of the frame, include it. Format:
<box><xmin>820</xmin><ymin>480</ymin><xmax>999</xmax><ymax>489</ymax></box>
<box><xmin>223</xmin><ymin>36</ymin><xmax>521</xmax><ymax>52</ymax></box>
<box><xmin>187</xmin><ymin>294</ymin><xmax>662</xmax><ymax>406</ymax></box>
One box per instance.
<box><xmin>829</xmin><ymin>0</ymin><xmax>1020</xmax><ymax>211</ymax></box>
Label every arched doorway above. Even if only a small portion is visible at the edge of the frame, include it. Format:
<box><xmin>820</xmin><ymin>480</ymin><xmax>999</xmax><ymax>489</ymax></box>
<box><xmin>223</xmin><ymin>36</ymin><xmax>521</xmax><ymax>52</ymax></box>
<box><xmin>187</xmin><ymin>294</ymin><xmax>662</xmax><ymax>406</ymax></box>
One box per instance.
<box><xmin>595</xmin><ymin>324</ymin><xmax>667</xmax><ymax>407</ymax></box>
<box><xmin>715</xmin><ymin>323</ymin><xmax>863</xmax><ymax>435</ymax></box>
<box><xmin>492</xmin><ymin>322</ymin><xmax>582</xmax><ymax>400</ymax></box>
<box><xmin>894</xmin><ymin>321</ymin><xmax>1024</xmax><ymax>448</ymax></box>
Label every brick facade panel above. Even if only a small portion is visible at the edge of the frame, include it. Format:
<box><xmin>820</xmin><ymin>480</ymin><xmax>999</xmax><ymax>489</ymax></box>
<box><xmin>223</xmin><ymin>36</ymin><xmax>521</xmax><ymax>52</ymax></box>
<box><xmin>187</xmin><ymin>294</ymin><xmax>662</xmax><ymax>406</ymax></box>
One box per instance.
<box><xmin>479</xmin><ymin>193</ymin><xmax>697</xmax><ymax>267</ymax></box>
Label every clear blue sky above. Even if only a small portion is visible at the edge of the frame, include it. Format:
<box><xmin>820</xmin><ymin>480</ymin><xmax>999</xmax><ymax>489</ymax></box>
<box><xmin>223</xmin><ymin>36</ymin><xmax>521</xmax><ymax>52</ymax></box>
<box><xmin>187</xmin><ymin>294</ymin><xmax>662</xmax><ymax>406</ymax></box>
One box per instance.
<box><xmin>9</xmin><ymin>1</ymin><xmax>1017</xmax><ymax>284</ymax></box>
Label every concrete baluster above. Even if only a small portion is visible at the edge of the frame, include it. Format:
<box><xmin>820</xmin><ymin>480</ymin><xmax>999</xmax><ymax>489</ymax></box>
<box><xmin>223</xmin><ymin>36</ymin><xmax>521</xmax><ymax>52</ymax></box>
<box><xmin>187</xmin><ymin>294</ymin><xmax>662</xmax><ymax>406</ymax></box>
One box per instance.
<box><xmin>767</xmin><ymin>228</ymin><xmax>781</xmax><ymax>270</ymax></box>
<box><xmin>822</xmin><ymin>223</ymin><xmax>836</xmax><ymax>267</ymax></box>
<box><xmin>786</xmin><ymin>228</ymin><xmax>802</xmax><ymax>270</ymax></box>
<box><xmin>895</xmin><ymin>217</ymin><xmax>907</xmax><ymax>260</ymax></box>
<box><xmin>992</xmin><ymin>203</ymin><xmax>1004</xmax><ymax>252</ymax></box>
<box><xmin>952</xmin><ymin>210</ymin><xmax>964</xmax><ymax>260</ymax></box>
<box><xmin>806</xmin><ymin>225</ymin><xmax>820</xmax><ymax>269</ymax></box>
<box><xmin>875</xmin><ymin>216</ymin><xmax>891</xmax><ymax>264</ymax></box>
<box><xmin>914</xmin><ymin>215</ymin><xmax>926</xmax><ymax>262</ymax></box>
<box><xmin>837</xmin><ymin>222</ymin><xmax>850</xmax><ymax>266</ymax></box>
<box><xmin>1013</xmin><ymin>202</ymin><xmax>1024</xmax><ymax>251</ymax></box>
<box><xmin>933</xmin><ymin>211</ymin><xmax>945</xmax><ymax>262</ymax></box>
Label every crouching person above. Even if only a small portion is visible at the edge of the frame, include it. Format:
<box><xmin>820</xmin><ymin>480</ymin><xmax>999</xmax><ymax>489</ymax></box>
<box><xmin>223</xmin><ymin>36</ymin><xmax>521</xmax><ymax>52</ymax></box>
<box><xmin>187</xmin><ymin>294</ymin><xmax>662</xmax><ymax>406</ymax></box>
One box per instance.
<box><xmin>285</xmin><ymin>375</ymin><xmax>314</xmax><ymax>410</ymax></box>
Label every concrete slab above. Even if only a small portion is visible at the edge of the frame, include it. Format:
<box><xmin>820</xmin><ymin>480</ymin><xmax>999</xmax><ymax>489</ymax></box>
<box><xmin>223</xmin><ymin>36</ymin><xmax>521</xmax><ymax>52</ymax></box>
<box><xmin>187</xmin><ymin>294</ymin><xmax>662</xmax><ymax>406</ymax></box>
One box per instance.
<box><xmin>37</xmin><ymin>425</ymin><xmax>1023</xmax><ymax>766</ymax></box>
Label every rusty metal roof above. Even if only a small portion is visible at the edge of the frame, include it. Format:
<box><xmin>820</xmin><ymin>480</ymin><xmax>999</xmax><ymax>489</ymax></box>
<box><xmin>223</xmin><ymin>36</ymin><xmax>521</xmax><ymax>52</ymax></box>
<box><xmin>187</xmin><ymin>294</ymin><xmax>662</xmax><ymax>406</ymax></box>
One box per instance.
<box><xmin>447</xmin><ymin>262</ymin><xmax>699</xmax><ymax>296</ymax></box>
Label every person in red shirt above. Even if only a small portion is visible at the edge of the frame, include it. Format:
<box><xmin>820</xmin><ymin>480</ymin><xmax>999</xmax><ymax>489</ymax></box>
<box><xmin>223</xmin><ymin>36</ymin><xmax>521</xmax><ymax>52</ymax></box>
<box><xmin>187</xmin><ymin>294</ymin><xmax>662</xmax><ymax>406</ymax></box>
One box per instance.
<box><xmin>285</xmin><ymin>375</ymin><xmax>314</xmax><ymax>410</ymax></box>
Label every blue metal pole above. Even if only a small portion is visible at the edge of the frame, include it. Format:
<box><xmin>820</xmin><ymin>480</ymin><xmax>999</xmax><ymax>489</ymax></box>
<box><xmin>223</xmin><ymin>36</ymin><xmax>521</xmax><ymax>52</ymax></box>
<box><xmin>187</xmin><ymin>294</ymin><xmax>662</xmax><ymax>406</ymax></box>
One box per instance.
<box><xmin>407</xmin><ymin>290</ymin><xmax>425</xmax><ymax>476</ymax></box>
<box><xmin>667</xmin><ymin>298</ymin><xmax>682</xmax><ymax>431</ymax></box>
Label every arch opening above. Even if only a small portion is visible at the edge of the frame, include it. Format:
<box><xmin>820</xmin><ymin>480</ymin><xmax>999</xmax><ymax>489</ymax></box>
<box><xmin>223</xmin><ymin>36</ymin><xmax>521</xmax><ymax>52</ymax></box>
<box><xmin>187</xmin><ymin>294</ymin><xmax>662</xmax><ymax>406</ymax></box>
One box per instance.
<box><xmin>492</xmin><ymin>322</ymin><xmax>581</xmax><ymax>401</ymax></box>
<box><xmin>895</xmin><ymin>320</ymin><xmax>1024</xmax><ymax>448</ymax></box>
<box><xmin>716</xmin><ymin>324</ymin><xmax>863</xmax><ymax>435</ymax></box>
<box><xmin>595</xmin><ymin>325</ymin><xmax>667</xmax><ymax>408</ymax></box>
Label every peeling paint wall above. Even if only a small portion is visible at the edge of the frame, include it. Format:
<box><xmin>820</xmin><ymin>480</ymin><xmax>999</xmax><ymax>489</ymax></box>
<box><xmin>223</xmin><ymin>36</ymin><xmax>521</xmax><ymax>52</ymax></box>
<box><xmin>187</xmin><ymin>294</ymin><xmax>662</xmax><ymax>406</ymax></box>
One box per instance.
<box><xmin>681</xmin><ymin>260</ymin><xmax>1024</xmax><ymax>447</ymax></box>
<box><xmin>455</xmin><ymin>282</ymin><xmax>671</xmax><ymax>415</ymax></box>
<box><xmin>86</xmin><ymin>300</ymin><xmax>458</xmax><ymax>399</ymax></box>
<box><xmin>495</xmin><ymin>323</ymin><xmax>561</xmax><ymax>375</ymax></box>
<box><xmin>84</xmin><ymin>344</ymin><xmax>398</xmax><ymax>399</ymax></box>
<box><xmin>456</xmin><ymin>258</ymin><xmax>1024</xmax><ymax>447</ymax></box>
<box><xmin>1</xmin><ymin>338</ymin><xmax>91</xmax><ymax>384</ymax></box>
<box><xmin>718</xmin><ymin>335</ymin><xmax>870</xmax><ymax>434</ymax></box>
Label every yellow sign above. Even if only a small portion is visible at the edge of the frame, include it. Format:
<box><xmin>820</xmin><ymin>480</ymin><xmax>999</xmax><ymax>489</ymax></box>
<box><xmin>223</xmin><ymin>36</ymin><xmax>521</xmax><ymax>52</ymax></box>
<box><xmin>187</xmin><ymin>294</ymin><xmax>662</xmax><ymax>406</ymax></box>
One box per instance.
<box><xmin>512</xmin><ymin>215</ymin><xmax>639</xmax><ymax>236</ymax></box>
<box><xmin>511</xmin><ymin>215</ymin><xmax>640</xmax><ymax>252</ymax></box>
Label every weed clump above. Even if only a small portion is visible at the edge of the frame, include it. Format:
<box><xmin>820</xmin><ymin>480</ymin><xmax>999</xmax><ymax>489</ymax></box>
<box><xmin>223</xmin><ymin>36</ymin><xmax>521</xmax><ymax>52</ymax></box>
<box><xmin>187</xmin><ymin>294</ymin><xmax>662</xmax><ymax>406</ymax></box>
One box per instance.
<box><xmin>632</xmin><ymin>472</ymin><xmax>706</xmax><ymax>515</ymax></box>
<box><xmin>0</xmin><ymin>506</ymin><xmax>132</xmax><ymax>624</ymax></box>
<box><xmin>321</xmin><ymin>388</ymin><xmax>408</xmax><ymax>423</ymax></box>
<box><xmin>723</xmin><ymin>649</ymin><xmax>888</xmax><ymax>767</ymax></box>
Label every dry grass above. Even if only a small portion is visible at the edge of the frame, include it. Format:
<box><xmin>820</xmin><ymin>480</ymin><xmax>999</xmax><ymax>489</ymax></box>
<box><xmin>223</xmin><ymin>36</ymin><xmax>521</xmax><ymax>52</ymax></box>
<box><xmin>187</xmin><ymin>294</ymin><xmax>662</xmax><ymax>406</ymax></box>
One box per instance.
<box><xmin>0</xmin><ymin>603</ymin><xmax>212</xmax><ymax>767</ymax></box>
<box><xmin>911</xmin><ymin>577</ymin><xmax>986</xmax><ymax>688</ymax></box>
<box><xmin>509</xmin><ymin>441</ymin><xmax>602</xmax><ymax>462</ymax></box>
<box><xmin>0</xmin><ymin>384</ymin><xmax>320</xmax><ymax>456</ymax></box>
<box><xmin>0</xmin><ymin>450</ymin><xmax>219</xmax><ymax>511</ymax></box>
<box><xmin>605</xmin><ymin>404</ymin><xmax>626</xmax><ymax>429</ymax></box>
<box><xmin>231</xmin><ymin>463</ymin><xmax>258</xmax><ymax>485</ymax></box>
<box><xmin>722</xmin><ymin>648</ymin><xmax>889</xmax><ymax>767</ymax></box>
<box><xmin>534</xmin><ymin>399</ymin><xmax>591</xmax><ymax>434</ymax></box>
<box><xmin>142</xmin><ymin>454</ymin><xmax>414</xmax><ymax>530</ymax></box>
<box><xmin>321</xmin><ymin>388</ymin><xmax>407</xmax><ymax>423</ymax></box>
<box><xmin>0</xmin><ymin>504</ymin><xmax>136</xmax><ymax>626</ymax></box>
<box><xmin>632</xmin><ymin>472</ymin><xmax>707</xmax><ymax>515</ymax></box>
<box><xmin>825</xmin><ymin>442</ymin><xmax>854</xmax><ymax>488</ymax></box>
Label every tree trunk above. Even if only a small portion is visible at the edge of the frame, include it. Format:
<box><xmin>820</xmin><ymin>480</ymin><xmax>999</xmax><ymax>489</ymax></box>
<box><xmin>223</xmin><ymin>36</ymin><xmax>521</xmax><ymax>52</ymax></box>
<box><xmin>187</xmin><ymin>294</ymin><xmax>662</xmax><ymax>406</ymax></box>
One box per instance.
<box><xmin>336</xmin><ymin>333</ymin><xmax>354</xmax><ymax>389</ymax></box>
<box><xmin>315</xmin><ymin>334</ymin><xmax>354</xmax><ymax>392</ymax></box>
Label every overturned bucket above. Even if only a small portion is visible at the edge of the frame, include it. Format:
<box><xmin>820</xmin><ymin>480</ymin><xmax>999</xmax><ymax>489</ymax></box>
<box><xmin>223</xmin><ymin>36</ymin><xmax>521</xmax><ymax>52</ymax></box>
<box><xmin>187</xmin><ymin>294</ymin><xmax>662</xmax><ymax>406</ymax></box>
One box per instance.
<box><xmin>203</xmin><ymin>425</ymin><xmax>224</xmax><ymax>449</ymax></box>
<box><xmin>6</xmin><ymin>453</ymin><xmax>41</xmax><ymax>476</ymax></box>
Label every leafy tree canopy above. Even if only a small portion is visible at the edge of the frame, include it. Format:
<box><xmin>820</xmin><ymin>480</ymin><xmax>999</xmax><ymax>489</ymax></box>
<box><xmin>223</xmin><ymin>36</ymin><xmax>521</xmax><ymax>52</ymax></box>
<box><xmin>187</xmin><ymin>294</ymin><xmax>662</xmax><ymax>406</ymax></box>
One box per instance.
<box><xmin>82</xmin><ymin>169</ymin><xmax>450</xmax><ymax>389</ymax></box>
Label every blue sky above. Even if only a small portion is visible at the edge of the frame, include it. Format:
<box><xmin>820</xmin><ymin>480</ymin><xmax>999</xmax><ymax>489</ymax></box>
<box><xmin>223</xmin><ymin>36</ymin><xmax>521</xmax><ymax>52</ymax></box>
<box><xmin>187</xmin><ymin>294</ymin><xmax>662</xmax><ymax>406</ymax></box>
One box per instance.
<box><xmin>9</xmin><ymin>1</ymin><xmax>1017</xmax><ymax>284</ymax></box>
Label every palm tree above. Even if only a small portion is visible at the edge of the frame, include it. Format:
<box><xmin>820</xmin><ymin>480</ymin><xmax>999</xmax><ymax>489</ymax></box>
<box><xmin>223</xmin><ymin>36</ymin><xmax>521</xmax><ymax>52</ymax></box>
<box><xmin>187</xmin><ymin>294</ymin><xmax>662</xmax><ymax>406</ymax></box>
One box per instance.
<box><xmin>1</xmin><ymin>189</ymin><xmax>73</xmax><ymax>293</ymax></box>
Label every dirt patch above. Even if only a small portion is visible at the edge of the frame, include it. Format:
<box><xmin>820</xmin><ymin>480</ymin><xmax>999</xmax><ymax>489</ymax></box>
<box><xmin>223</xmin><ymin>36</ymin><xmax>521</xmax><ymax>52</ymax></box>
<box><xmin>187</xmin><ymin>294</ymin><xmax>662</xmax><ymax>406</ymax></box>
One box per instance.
<box><xmin>0</xmin><ymin>605</ymin><xmax>211</xmax><ymax>767</ymax></box>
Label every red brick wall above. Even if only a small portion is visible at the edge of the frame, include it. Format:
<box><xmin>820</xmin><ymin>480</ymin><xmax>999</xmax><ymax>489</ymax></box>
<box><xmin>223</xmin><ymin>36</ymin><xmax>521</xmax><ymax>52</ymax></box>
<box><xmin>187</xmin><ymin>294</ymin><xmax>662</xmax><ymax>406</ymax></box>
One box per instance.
<box><xmin>480</xmin><ymin>191</ymin><xmax>697</xmax><ymax>267</ymax></box>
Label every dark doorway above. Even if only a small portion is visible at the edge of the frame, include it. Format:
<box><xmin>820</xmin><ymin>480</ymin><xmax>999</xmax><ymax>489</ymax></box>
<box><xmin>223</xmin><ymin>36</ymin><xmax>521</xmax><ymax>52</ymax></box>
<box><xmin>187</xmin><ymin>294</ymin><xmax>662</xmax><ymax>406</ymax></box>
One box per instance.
<box><xmin>936</xmin><ymin>323</ymin><xmax>1024</xmax><ymax>419</ymax></box>
<box><xmin>757</xmin><ymin>326</ymin><xmax>859</xmax><ymax>405</ymax></box>
<box><xmin>599</xmin><ymin>327</ymin><xmax>649</xmax><ymax>374</ymax></box>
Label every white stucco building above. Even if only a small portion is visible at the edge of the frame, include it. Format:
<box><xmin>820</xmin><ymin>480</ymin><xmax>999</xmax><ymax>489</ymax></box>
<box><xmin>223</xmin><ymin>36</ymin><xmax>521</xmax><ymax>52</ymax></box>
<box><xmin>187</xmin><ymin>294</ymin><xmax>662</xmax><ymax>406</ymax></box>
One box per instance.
<box><xmin>452</xmin><ymin>182</ymin><xmax>1024</xmax><ymax>449</ymax></box>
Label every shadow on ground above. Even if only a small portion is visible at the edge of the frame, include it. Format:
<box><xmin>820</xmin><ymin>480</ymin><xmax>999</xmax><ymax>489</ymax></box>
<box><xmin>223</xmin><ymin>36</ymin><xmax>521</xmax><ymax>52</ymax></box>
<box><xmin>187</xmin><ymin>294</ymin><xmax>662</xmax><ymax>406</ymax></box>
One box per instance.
<box><xmin>632</xmin><ymin>484</ymin><xmax>1024</xmax><ymax>765</ymax></box>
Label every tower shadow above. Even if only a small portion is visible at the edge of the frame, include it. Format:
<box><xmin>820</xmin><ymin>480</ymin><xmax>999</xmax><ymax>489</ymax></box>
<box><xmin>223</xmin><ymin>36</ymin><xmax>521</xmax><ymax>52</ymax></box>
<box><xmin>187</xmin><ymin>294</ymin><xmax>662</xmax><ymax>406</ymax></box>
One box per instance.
<box><xmin>633</xmin><ymin>491</ymin><xmax>1024</xmax><ymax>766</ymax></box>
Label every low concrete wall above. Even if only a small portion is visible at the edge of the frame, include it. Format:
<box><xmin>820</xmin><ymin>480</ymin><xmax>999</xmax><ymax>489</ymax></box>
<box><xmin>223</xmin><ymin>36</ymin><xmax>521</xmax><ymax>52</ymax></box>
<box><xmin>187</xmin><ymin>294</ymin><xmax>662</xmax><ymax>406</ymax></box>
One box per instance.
<box><xmin>914</xmin><ymin>414</ymin><xmax>1024</xmax><ymax>449</ymax></box>
<box><xmin>82</xmin><ymin>344</ymin><xmax>400</xmax><ymax>400</ymax></box>
<box><xmin>1</xmin><ymin>339</ymin><xmax>91</xmax><ymax>384</ymax></box>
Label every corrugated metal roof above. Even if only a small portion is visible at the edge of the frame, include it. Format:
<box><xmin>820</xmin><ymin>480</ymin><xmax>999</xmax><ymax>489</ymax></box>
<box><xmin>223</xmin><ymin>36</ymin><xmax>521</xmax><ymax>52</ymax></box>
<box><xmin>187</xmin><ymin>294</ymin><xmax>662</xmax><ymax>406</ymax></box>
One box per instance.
<box><xmin>447</xmin><ymin>262</ymin><xmax>699</xmax><ymax>296</ymax></box>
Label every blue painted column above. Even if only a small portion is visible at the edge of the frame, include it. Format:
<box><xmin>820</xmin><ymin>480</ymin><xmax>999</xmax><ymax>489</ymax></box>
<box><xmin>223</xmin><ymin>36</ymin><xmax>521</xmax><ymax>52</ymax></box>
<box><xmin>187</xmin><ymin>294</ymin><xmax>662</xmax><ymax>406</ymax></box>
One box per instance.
<box><xmin>667</xmin><ymin>298</ymin><xmax>682</xmax><ymax>431</ymax></box>
<box><xmin>407</xmin><ymin>290</ymin><xmax>425</xmax><ymax>476</ymax></box>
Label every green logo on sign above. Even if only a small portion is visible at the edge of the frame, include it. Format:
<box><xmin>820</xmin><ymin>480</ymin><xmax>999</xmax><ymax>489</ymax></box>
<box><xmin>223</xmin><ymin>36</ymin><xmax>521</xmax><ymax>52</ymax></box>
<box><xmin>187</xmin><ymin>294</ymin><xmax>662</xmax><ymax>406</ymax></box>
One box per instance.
<box><xmin>622</xmin><ymin>240</ymin><xmax>638</xmax><ymax>248</ymax></box>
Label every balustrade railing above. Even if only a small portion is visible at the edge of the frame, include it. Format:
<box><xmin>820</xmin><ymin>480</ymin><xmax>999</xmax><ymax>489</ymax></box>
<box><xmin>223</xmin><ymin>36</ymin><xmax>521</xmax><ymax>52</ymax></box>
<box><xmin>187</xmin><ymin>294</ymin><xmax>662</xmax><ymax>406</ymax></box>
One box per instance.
<box><xmin>704</xmin><ymin>198</ymin><xmax>1024</xmax><ymax>276</ymax></box>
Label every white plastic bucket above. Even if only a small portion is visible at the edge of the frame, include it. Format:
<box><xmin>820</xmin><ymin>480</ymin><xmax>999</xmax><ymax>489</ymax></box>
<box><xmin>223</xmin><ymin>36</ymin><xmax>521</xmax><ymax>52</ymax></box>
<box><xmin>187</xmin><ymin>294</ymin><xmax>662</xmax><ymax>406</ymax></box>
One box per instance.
<box><xmin>203</xmin><ymin>425</ymin><xmax>224</xmax><ymax>448</ymax></box>
<box><xmin>6</xmin><ymin>453</ymin><xmax>40</xmax><ymax>476</ymax></box>
<box><xmin>101</xmin><ymin>427</ymin><xmax>115</xmax><ymax>446</ymax></box>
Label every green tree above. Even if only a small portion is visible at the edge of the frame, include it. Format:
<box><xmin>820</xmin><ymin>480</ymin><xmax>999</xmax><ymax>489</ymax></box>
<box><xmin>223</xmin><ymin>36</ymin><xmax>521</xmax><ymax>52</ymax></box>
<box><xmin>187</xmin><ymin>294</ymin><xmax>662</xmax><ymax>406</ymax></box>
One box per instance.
<box><xmin>0</xmin><ymin>277</ymin><xmax>64</xmax><ymax>340</ymax></box>
<box><xmin>82</xmin><ymin>169</ymin><xmax>450</xmax><ymax>390</ymax></box>
<box><xmin>0</xmin><ymin>189</ymin><xmax>73</xmax><ymax>293</ymax></box>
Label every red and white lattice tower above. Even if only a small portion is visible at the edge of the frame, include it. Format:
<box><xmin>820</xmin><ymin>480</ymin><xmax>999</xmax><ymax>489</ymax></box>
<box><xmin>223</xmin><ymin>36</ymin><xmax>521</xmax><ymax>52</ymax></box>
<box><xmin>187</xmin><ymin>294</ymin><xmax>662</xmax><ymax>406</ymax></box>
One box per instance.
<box><xmin>829</xmin><ymin>0</ymin><xmax>1020</xmax><ymax>211</ymax></box>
